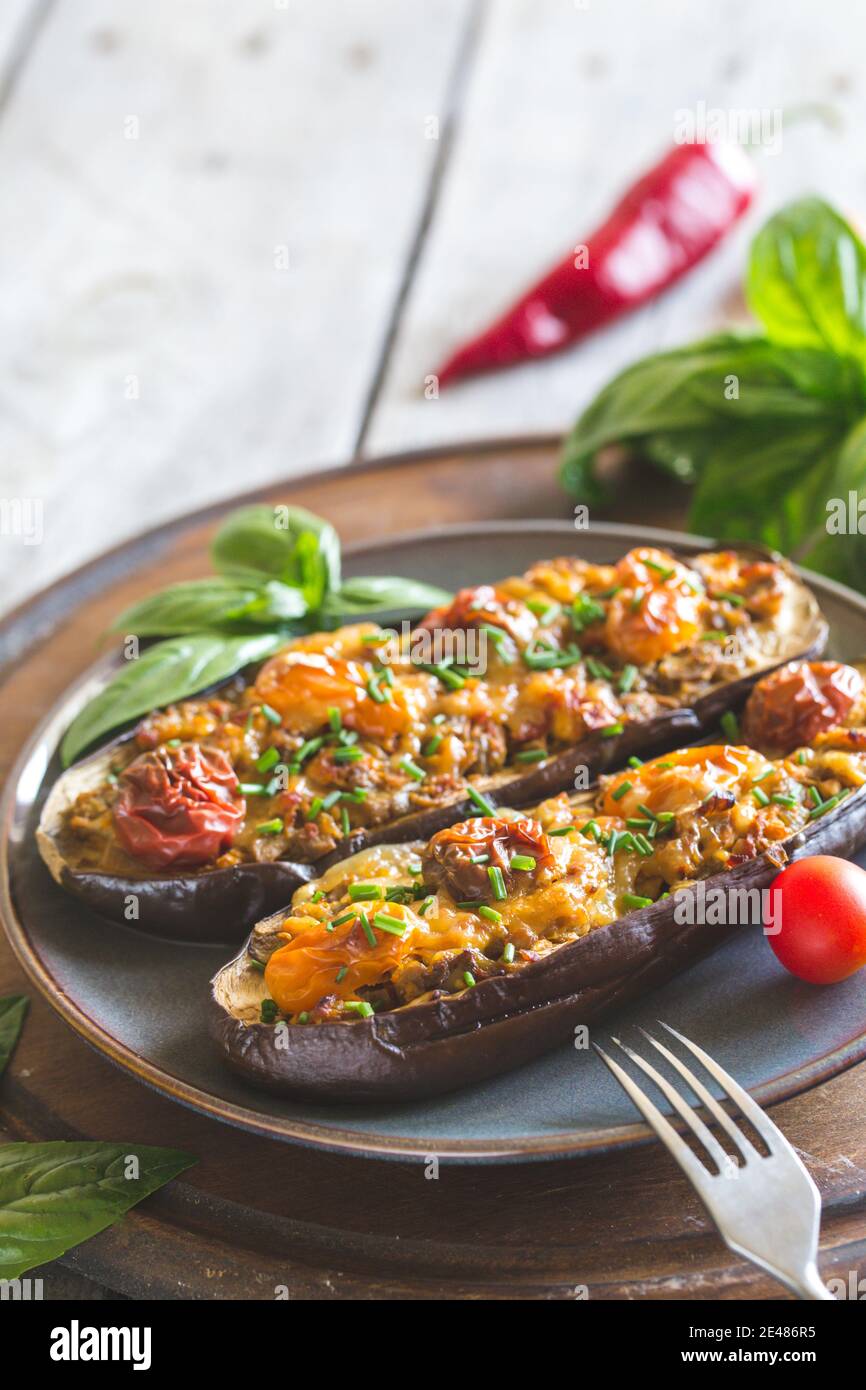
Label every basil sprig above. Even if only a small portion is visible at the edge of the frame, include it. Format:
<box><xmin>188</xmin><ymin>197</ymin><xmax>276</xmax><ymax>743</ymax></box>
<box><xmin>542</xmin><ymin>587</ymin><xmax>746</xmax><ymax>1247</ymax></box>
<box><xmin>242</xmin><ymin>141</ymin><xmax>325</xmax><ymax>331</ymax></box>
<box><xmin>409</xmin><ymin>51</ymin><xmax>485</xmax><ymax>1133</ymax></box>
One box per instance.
<box><xmin>61</xmin><ymin>504</ymin><xmax>451</xmax><ymax>765</ymax></box>
<box><xmin>560</xmin><ymin>197</ymin><xmax>866</xmax><ymax>592</ymax></box>
<box><xmin>0</xmin><ymin>1142</ymin><xmax>195</xmax><ymax>1281</ymax></box>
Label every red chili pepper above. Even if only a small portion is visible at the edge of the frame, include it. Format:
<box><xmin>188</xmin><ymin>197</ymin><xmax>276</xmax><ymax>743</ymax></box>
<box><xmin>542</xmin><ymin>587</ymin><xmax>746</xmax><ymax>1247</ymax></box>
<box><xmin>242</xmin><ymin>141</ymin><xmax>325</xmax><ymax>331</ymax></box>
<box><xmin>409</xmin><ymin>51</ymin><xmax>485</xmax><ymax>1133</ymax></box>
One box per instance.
<box><xmin>435</xmin><ymin>141</ymin><xmax>756</xmax><ymax>387</ymax></box>
<box><xmin>114</xmin><ymin>743</ymin><xmax>245</xmax><ymax>869</ymax></box>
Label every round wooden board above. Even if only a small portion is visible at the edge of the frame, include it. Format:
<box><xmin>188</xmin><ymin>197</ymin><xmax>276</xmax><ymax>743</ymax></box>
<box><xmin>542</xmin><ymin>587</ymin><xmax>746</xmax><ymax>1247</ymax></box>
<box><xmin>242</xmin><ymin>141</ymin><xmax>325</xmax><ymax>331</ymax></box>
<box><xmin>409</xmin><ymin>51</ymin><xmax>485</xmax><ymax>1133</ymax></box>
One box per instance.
<box><xmin>2</xmin><ymin>437</ymin><xmax>865</xmax><ymax>1301</ymax></box>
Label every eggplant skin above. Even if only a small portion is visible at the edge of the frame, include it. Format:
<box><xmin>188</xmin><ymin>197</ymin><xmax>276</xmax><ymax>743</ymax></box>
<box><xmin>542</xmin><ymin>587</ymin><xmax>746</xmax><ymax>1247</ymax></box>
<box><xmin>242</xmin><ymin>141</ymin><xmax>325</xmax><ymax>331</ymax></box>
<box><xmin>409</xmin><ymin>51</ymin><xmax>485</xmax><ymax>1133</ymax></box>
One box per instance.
<box><xmin>38</xmin><ymin>547</ymin><xmax>828</xmax><ymax>943</ymax></box>
<box><xmin>209</xmin><ymin>784</ymin><xmax>866</xmax><ymax>1103</ymax></box>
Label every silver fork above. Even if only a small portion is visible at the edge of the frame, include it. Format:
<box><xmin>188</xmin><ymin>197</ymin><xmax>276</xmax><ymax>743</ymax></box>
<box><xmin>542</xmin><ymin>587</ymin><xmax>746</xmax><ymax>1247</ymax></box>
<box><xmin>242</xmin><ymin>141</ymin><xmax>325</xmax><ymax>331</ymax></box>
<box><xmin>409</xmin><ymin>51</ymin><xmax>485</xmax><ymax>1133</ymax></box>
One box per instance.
<box><xmin>593</xmin><ymin>1023</ymin><xmax>834</xmax><ymax>1300</ymax></box>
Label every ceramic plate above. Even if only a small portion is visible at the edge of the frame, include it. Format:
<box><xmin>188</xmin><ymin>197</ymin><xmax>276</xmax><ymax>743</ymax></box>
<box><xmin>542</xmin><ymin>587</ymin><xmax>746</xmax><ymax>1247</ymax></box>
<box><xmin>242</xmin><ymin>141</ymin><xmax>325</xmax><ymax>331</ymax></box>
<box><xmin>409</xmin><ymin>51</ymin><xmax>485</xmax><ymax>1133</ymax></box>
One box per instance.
<box><xmin>4</xmin><ymin>520</ymin><xmax>866</xmax><ymax>1161</ymax></box>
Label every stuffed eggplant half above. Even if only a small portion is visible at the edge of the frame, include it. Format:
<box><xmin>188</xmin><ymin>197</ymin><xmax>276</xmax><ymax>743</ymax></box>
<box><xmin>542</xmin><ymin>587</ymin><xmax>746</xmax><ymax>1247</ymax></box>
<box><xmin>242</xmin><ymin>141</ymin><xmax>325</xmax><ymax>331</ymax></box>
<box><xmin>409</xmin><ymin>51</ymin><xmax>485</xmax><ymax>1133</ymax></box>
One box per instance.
<box><xmin>39</xmin><ymin>545</ymin><xmax>826</xmax><ymax>943</ymax></box>
<box><xmin>211</xmin><ymin>659</ymin><xmax>866</xmax><ymax>1102</ymax></box>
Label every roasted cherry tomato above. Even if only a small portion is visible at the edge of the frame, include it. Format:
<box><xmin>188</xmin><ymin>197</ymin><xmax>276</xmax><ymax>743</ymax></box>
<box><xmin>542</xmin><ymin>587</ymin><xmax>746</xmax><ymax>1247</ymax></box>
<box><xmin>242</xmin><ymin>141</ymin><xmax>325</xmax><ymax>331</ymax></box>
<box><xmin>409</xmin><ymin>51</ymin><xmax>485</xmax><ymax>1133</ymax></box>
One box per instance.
<box><xmin>254</xmin><ymin>650</ymin><xmax>426</xmax><ymax>741</ymax></box>
<box><xmin>742</xmin><ymin>661</ymin><xmax>863</xmax><ymax>755</ymax></box>
<box><xmin>417</xmin><ymin>584</ymin><xmax>536</xmax><ymax>648</ymax></box>
<box><xmin>601</xmin><ymin>744</ymin><xmax>766</xmax><ymax>819</ymax></box>
<box><xmin>422</xmin><ymin>816</ymin><xmax>555</xmax><ymax>903</ymax></box>
<box><xmin>765</xmin><ymin>856</ymin><xmax>866</xmax><ymax>984</ymax></box>
<box><xmin>604</xmin><ymin>548</ymin><xmax>702</xmax><ymax>665</ymax></box>
<box><xmin>264</xmin><ymin>900</ymin><xmax>418</xmax><ymax>1015</ymax></box>
<box><xmin>113</xmin><ymin>743</ymin><xmax>244</xmax><ymax>869</ymax></box>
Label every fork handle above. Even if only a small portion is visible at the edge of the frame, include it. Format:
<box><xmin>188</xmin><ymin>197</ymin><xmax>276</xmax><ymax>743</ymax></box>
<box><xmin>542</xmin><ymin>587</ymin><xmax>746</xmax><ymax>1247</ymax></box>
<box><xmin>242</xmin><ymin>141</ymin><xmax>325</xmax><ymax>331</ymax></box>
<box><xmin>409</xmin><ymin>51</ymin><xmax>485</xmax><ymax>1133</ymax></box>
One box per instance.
<box><xmin>792</xmin><ymin>1263</ymin><xmax>835</xmax><ymax>1301</ymax></box>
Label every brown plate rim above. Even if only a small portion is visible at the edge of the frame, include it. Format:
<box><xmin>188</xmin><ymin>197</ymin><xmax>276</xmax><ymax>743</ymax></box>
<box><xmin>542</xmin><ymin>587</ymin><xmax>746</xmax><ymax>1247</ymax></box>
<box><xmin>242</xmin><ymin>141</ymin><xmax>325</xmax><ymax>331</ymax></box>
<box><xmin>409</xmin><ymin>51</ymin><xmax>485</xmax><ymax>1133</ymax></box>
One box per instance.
<box><xmin>3</xmin><ymin>472</ymin><xmax>866</xmax><ymax>1160</ymax></box>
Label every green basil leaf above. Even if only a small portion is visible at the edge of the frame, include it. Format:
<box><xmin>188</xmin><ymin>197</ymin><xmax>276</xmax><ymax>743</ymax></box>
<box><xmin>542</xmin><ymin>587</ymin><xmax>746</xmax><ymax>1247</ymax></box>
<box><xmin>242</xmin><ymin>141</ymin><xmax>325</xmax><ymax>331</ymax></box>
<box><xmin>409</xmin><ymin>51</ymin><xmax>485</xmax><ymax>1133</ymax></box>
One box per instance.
<box><xmin>211</xmin><ymin>505</ymin><xmax>341</xmax><ymax>609</ymax></box>
<box><xmin>0</xmin><ymin>1141</ymin><xmax>195</xmax><ymax>1280</ymax></box>
<box><xmin>688</xmin><ymin>416</ymin><xmax>854</xmax><ymax>555</ymax></box>
<box><xmin>747</xmin><ymin>198</ymin><xmax>866</xmax><ymax>360</ymax></box>
<box><xmin>560</xmin><ymin>334</ymin><xmax>862</xmax><ymax>498</ymax></box>
<box><xmin>320</xmin><ymin>575</ymin><xmax>452</xmax><ymax>621</ymax></box>
<box><xmin>794</xmin><ymin>415</ymin><xmax>866</xmax><ymax>589</ymax></box>
<box><xmin>60</xmin><ymin>631</ymin><xmax>283</xmax><ymax>766</ymax></box>
<box><xmin>111</xmin><ymin>578</ymin><xmax>307</xmax><ymax>636</ymax></box>
<box><xmin>0</xmin><ymin>996</ymin><xmax>28</xmax><ymax>1076</ymax></box>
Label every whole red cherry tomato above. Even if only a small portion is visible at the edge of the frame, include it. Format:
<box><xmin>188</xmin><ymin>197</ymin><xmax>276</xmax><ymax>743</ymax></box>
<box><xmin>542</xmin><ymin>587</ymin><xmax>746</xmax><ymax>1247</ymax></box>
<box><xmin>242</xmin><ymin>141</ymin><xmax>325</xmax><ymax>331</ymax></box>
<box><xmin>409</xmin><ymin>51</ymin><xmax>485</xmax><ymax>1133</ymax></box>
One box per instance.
<box><xmin>114</xmin><ymin>743</ymin><xmax>245</xmax><ymax>869</ymax></box>
<box><xmin>765</xmin><ymin>856</ymin><xmax>866</xmax><ymax>984</ymax></box>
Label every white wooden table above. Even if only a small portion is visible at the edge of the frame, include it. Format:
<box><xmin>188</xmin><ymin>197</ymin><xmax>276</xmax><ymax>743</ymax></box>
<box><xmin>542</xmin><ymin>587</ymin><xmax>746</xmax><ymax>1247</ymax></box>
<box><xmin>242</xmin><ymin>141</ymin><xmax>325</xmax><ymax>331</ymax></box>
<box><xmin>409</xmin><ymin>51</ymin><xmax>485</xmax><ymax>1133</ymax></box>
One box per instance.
<box><xmin>0</xmin><ymin>0</ymin><xmax>864</xmax><ymax>614</ymax></box>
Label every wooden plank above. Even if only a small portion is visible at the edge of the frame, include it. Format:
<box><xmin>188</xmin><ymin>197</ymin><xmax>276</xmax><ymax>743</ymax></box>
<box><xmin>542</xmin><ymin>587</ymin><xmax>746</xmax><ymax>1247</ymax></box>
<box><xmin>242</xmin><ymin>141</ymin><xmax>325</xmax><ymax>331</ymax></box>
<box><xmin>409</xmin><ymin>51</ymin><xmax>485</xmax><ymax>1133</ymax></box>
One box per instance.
<box><xmin>0</xmin><ymin>0</ymin><xmax>467</xmax><ymax>611</ymax></box>
<box><xmin>368</xmin><ymin>0</ymin><xmax>866</xmax><ymax>455</ymax></box>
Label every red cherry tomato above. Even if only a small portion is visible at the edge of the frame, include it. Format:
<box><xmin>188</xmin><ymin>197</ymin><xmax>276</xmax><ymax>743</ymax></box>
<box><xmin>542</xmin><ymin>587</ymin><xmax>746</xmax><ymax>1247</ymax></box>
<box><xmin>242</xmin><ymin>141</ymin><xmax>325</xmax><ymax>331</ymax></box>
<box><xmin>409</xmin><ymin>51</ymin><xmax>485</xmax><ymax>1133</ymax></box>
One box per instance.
<box><xmin>114</xmin><ymin>743</ymin><xmax>245</xmax><ymax>869</ymax></box>
<box><xmin>742</xmin><ymin>661</ymin><xmax>863</xmax><ymax>755</ymax></box>
<box><xmin>765</xmin><ymin>856</ymin><xmax>866</xmax><ymax>984</ymax></box>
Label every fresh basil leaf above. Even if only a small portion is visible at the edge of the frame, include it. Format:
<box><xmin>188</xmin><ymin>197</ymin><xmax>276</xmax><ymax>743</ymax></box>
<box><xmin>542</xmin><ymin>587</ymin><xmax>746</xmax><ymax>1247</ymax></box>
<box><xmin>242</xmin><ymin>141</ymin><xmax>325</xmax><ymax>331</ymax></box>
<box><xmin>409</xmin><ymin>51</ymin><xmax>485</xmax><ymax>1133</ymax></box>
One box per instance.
<box><xmin>320</xmin><ymin>575</ymin><xmax>452</xmax><ymax>621</ymax></box>
<box><xmin>60</xmin><ymin>631</ymin><xmax>283</xmax><ymax>766</ymax></box>
<box><xmin>0</xmin><ymin>996</ymin><xmax>28</xmax><ymax>1076</ymax></box>
<box><xmin>560</xmin><ymin>334</ymin><xmax>864</xmax><ymax>499</ymax></box>
<box><xmin>794</xmin><ymin>415</ymin><xmax>866</xmax><ymax>588</ymax></box>
<box><xmin>111</xmin><ymin>578</ymin><xmax>307</xmax><ymax>636</ymax></box>
<box><xmin>0</xmin><ymin>1141</ymin><xmax>194</xmax><ymax>1280</ymax></box>
<box><xmin>747</xmin><ymin>198</ymin><xmax>866</xmax><ymax>361</ymax></box>
<box><xmin>688</xmin><ymin>416</ymin><xmax>854</xmax><ymax>555</ymax></box>
<box><xmin>211</xmin><ymin>504</ymin><xmax>341</xmax><ymax>609</ymax></box>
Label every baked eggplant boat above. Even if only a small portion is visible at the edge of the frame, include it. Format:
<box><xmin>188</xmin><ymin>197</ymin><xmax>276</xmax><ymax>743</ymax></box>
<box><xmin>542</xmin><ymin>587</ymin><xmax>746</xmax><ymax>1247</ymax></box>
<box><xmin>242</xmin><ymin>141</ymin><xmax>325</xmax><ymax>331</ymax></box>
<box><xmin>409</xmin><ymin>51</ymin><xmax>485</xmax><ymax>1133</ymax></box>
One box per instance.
<box><xmin>38</xmin><ymin>545</ymin><xmax>826</xmax><ymax>943</ymax></box>
<box><xmin>211</xmin><ymin>659</ymin><xmax>866</xmax><ymax>1102</ymax></box>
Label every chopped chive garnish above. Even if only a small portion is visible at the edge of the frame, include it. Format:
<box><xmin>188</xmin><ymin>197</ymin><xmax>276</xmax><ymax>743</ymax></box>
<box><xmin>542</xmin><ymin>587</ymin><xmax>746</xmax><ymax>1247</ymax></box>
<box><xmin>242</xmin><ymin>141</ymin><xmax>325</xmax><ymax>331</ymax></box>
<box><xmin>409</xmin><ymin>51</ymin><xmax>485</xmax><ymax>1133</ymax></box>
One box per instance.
<box><xmin>808</xmin><ymin>785</ymin><xmax>823</xmax><ymax>807</ymax></box>
<box><xmin>423</xmin><ymin>734</ymin><xmax>443</xmax><ymax>756</ymax></box>
<box><xmin>366</xmin><ymin>675</ymin><xmax>387</xmax><ymax>703</ymax></box>
<box><xmin>470</xmin><ymin>853</ymin><xmax>490</xmax><ymax>864</ymax></box>
<box><xmin>400</xmin><ymin>756</ymin><xmax>426</xmax><ymax>782</ymax></box>
<box><xmin>256</xmin><ymin>817</ymin><xmax>284</xmax><ymax>836</ymax></box>
<box><xmin>166</xmin><ymin>737</ymin><xmax>181</xmax><ymax>749</ymax></box>
<box><xmin>514</xmin><ymin>747</ymin><xmax>547</xmax><ymax>763</ymax></box>
<box><xmin>510</xmin><ymin>854</ymin><xmax>536</xmax><ymax>871</ymax></box>
<box><xmin>607</xmin><ymin>829</ymin><xmax>620</xmax><ymax>858</ymax></box>
<box><xmin>373</xmin><ymin>912</ymin><xmax>407</xmax><ymax>936</ymax></box>
<box><xmin>297</xmin><ymin>1011</ymin><xmax>309</xmax><ymax>1024</ymax></box>
<box><xmin>361</xmin><ymin>631</ymin><xmax>387</xmax><ymax>645</ymax></box>
<box><xmin>249</xmin><ymin>958</ymin><xmax>266</xmax><ymax>973</ymax></box>
<box><xmin>522</xmin><ymin>640</ymin><xmax>582</xmax><ymax>671</ymax></box>
<box><xmin>349</xmin><ymin>883</ymin><xmax>384</xmax><ymax>901</ymax></box>
<box><xmin>463</xmin><ymin>971</ymin><xmax>476</xmax><ymax>988</ymax></box>
<box><xmin>637</xmin><ymin>803</ymin><xmax>656</xmax><ymax>820</ymax></box>
<box><xmin>714</xmin><ymin>590</ymin><xmax>745</xmax><ymax>607</ymax></box>
<box><xmin>237</xmin><ymin>782</ymin><xmax>268</xmax><ymax>795</ymax></box>
<box><xmin>618</xmin><ymin>664</ymin><xmax>638</xmax><ymax>694</ymax></box>
<box><xmin>336</xmin><ymin>966</ymin><xmax>348</xmax><ymax>983</ymax></box>
<box><xmin>261</xmin><ymin>702</ymin><xmax>281</xmax><ymax>725</ymax></box>
<box><xmin>720</xmin><ymin>710</ymin><xmax>739</xmax><ymax>740</ymax></box>
<box><xmin>571</xmin><ymin>593</ymin><xmax>606</xmax><ymax>630</ymax></box>
<box><xmin>809</xmin><ymin>790</ymin><xmax>849</xmax><ymax>819</ymax></box>
<box><xmin>501</xmin><ymin>942</ymin><xmax>515</xmax><ymax>964</ymax></box>
<box><xmin>626</xmin><ymin>817</ymin><xmax>653</xmax><ymax>829</ymax></box>
<box><xmin>466</xmin><ymin>783</ymin><xmax>496</xmax><ymax>817</ymax></box>
<box><xmin>702</xmin><ymin>631</ymin><xmax>729</xmax><ymax>643</ymax></box>
<box><xmin>321</xmin><ymin>790</ymin><xmax>342</xmax><ymax>810</ymax></box>
<box><xmin>296</xmin><ymin>736</ymin><xmax>324</xmax><ymax>763</ymax></box>
<box><xmin>622</xmin><ymin>893</ymin><xmax>653</xmax><ymax>909</ymax></box>
<box><xmin>344</xmin><ymin>1000</ymin><xmax>374</xmax><ymax>1017</ymax></box>
<box><xmin>580</xmin><ymin>820</ymin><xmax>600</xmax><ymax>840</ymax></box>
<box><xmin>772</xmin><ymin>794</ymin><xmax>798</xmax><ymax>807</ymax></box>
<box><xmin>630</xmin><ymin>587</ymin><xmax>645</xmax><ymax>612</ymax></box>
<box><xmin>331</xmin><ymin>909</ymin><xmax>357</xmax><ymax>927</ymax></box>
<box><xmin>611</xmin><ymin>780</ymin><xmax>632</xmax><ymax>801</ymax></box>
<box><xmin>752</xmin><ymin>786</ymin><xmax>770</xmax><ymax>806</ymax></box>
<box><xmin>601</xmin><ymin>723</ymin><xmax>624</xmax><ymax>737</ymax></box>
<box><xmin>310</xmin><ymin>889</ymin><xmax>325</xmax><ymax>903</ymax></box>
<box><xmin>418</xmin><ymin>896</ymin><xmax>434</xmax><ymax>916</ymax></box>
<box><xmin>537</xmin><ymin>601</ymin><xmax>561</xmax><ymax>626</ymax></box>
<box><xmin>656</xmin><ymin>761</ymin><xmax>673</xmax><ymax>769</ymax></box>
<box><xmin>633</xmin><ymin>833</ymin><xmax>653</xmax><ymax>857</ymax></box>
<box><xmin>550</xmin><ymin>824</ymin><xmax>575</xmax><ymax>836</ymax></box>
<box><xmin>328</xmin><ymin>706</ymin><xmax>342</xmax><ymax>731</ymax></box>
<box><xmin>256</xmin><ymin>746</ymin><xmax>280</xmax><ymax>774</ymax></box>
<box><xmin>477</xmin><ymin>904</ymin><xmax>502</xmax><ymax>924</ymax></box>
<box><xmin>380</xmin><ymin>665</ymin><xmax>395</xmax><ymax>687</ymax></box>
<box><xmin>341</xmin><ymin>787</ymin><xmax>368</xmax><ymax>803</ymax></box>
<box><xmin>260</xmin><ymin>999</ymin><xmax>277</xmax><ymax>1023</ymax></box>
<box><xmin>586</xmin><ymin>657</ymin><xmax>613</xmax><ymax>680</ymax></box>
<box><xmin>416</xmin><ymin>660</ymin><xmax>465</xmax><ymax>690</ymax></box>
<box><xmin>628</xmin><ymin>755</ymin><xmax>644</xmax><ymax>768</ymax></box>
<box><xmin>432</xmin><ymin>712</ymin><xmax>447</xmax><ymax>725</ymax></box>
<box><xmin>332</xmin><ymin>746</ymin><xmax>363</xmax><ymax>763</ymax></box>
<box><xmin>340</xmin><ymin>805</ymin><xmax>351</xmax><ymax>835</ymax></box>
<box><xmin>752</xmin><ymin>767</ymin><xmax>773</xmax><ymax>783</ymax></box>
<box><xmin>487</xmin><ymin>865</ymin><xmax>507</xmax><ymax>900</ymax></box>
<box><xmin>798</xmin><ymin>751</ymin><xmax>807</xmax><ymax>765</ymax></box>
<box><xmin>656</xmin><ymin>811</ymin><xmax>675</xmax><ymax>824</ymax></box>
<box><xmin>306</xmin><ymin>796</ymin><xmax>324</xmax><ymax>820</ymax></box>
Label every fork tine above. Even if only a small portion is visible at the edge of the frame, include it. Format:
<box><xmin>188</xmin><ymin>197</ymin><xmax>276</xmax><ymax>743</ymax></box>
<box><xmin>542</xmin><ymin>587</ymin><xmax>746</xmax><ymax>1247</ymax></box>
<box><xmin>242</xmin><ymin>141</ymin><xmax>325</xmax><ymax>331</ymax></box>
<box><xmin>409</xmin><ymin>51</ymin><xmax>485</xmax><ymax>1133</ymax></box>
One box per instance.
<box><xmin>592</xmin><ymin>1043</ymin><xmax>709</xmax><ymax>1186</ymax></box>
<box><xmin>639</xmin><ymin>1027</ymin><xmax>756</xmax><ymax>1160</ymax></box>
<box><xmin>660</xmin><ymin>1022</ymin><xmax>788</xmax><ymax>1155</ymax></box>
<box><xmin>611</xmin><ymin>1036</ymin><xmax>735</xmax><ymax>1174</ymax></box>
